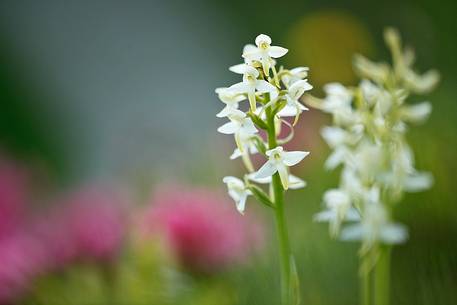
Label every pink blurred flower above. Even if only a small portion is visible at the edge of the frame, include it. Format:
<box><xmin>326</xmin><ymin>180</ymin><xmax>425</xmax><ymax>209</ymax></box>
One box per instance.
<box><xmin>0</xmin><ymin>157</ymin><xmax>29</xmax><ymax>239</ymax></box>
<box><xmin>141</xmin><ymin>185</ymin><xmax>265</xmax><ymax>274</ymax></box>
<box><xmin>36</xmin><ymin>186</ymin><xmax>128</xmax><ymax>269</ymax></box>
<box><xmin>0</xmin><ymin>232</ymin><xmax>46</xmax><ymax>304</ymax></box>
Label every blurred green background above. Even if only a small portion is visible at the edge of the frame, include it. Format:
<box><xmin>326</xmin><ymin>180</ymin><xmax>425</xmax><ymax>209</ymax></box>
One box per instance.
<box><xmin>0</xmin><ymin>0</ymin><xmax>456</xmax><ymax>304</ymax></box>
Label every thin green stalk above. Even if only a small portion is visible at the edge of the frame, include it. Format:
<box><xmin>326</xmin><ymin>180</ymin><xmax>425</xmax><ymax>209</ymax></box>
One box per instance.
<box><xmin>374</xmin><ymin>246</ymin><xmax>391</xmax><ymax>305</ymax></box>
<box><xmin>266</xmin><ymin>105</ymin><xmax>292</xmax><ymax>305</ymax></box>
<box><xmin>360</xmin><ymin>261</ymin><xmax>371</xmax><ymax>305</ymax></box>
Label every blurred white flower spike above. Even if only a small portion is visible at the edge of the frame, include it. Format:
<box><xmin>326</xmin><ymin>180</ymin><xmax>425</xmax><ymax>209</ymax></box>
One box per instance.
<box><xmin>311</xmin><ymin>28</ymin><xmax>439</xmax><ymax>304</ymax></box>
<box><xmin>215</xmin><ymin>33</ymin><xmax>312</xmax><ymax>305</ymax></box>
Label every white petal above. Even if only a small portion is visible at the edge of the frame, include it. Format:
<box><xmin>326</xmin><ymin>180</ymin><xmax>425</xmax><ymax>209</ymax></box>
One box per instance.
<box><xmin>223</xmin><ymin>176</ymin><xmax>243</xmax><ymax>185</ymax></box>
<box><xmin>230</xmin><ymin>148</ymin><xmax>242</xmax><ymax>160</ymax></box>
<box><xmin>345</xmin><ymin>208</ymin><xmax>361</xmax><ymax>221</ymax></box>
<box><xmin>247</xmin><ymin>173</ymin><xmax>271</xmax><ymax>184</ymax></box>
<box><xmin>255</xmin><ymin>80</ymin><xmax>277</xmax><ymax>93</ymax></box>
<box><xmin>380</xmin><ymin>224</ymin><xmax>408</xmax><ymax>244</ymax></box>
<box><xmin>288</xmin><ymin>175</ymin><xmax>306</xmax><ymax>189</ymax></box>
<box><xmin>324</xmin><ymin>148</ymin><xmax>347</xmax><ymax>170</ymax></box>
<box><xmin>255</xmin><ymin>34</ymin><xmax>271</xmax><ymax>46</ymax></box>
<box><xmin>277</xmin><ymin>164</ymin><xmax>289</xmax><ymax>189</ymax></box>
<box><xmin>268</xmin><ymin>46</ymin><xmax>288</xmax><ymax>58</ymax></box>
<box><xmin>243</xmin><ymin>44</ymin><xmax>257</xmax><ymax>54</ymax></box>
<box><xmin>254</xmin><ymin>161</ymin><xmax>277</xmax><ymax>179</ymax></box>
<box><xmin>290</xmin><ymin>67</ymin><xmax>309</xmax><ymax>77</ymax></box>
<box><xmin>241</xmin><ymin>118</ymin><xmax>258</xmax><ymax>135</ymax></box>
<box><xmin>217</xmin><ymin>122</ymin><xmax>238</xmax><ymax>134</ymax></box>
<box><xmin>216</xmin><ymin>106</ymin><xmax>238</xmax><ymax>118</ymax></box>
<box><xmin>229</xmin><ymin>64</ymin><xmax>246</xmax><ymax>74</ymax></box>
<box><xmin>282</xmin><ymin>151</ymin><xmax>309</xmax><ymax>166</ymax></box>
<box><xmin>236</xmin><ymin>193</ymin><xmax>248</xmax><ymax>214</ymax></box>
<box><xmin>403</xmin><ymin>172</ymin><xmax>433</xmax><ymax>192</ymax></box>
<box><xmin>399</xmin><ymin>102</ymin><xmax>432</xmax><ymax>123</ymax></box>
<box><xmin>228</xmin><ymin>82</ymin><xmax>252</xmax><ymax>94</ymax></box>
<box><xmin>228</xmin><ymin>189</ymin><xmax>241</xmax><ymax>203</ymax></box>
<box><xmin>340</xmin><ymin>224</ymin><xmax>364</xmax><ymax>241</ymax></box>
<box><xmin>289</xmin><ymin>79</ymin><xmax>313</xmax><ymax>98</ymax></box>
<box><xmin>313</xmin><ymin>210</ymin><xmax>336</xmax><ymax>222</ymax></box>
<box><xmin>277</xmin><ymin>105</ymin><xmax>299</xmax><ymax>117</ymax></box>
<box><xmin>321</xmin><ymin>126</ymin><xmax>346</xmax><ymax>148</ymax></box>
<box><xmin>242</xmin><ymin>49</ymin><xmax>262</xmax><ymax>61</ymax></box>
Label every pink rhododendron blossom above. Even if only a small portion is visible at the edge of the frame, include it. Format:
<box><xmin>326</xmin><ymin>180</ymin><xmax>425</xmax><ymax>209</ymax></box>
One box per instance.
<box><xmin>141</xmin><ymin>185</ymin><xmax>265</xmax><ymax>274</ymax></box>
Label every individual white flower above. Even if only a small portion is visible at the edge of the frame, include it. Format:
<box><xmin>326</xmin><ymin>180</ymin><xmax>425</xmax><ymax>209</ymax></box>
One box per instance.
<box><xmin>320</xmin><ymin>126</ymin><xmax>363</xmax><ymax>170</ymax></box>
<box><xmin>352</xmin><ymin>142</ymin><xmax>384</xmax><ymax>183</ymax></box>
<box><xmin>277</xmin><ymin>80</ymin><xmax>312</xmax><ymax>121</ymax></box>
<box><xmin>215</xmin><ymin>87</ymin><xmax>246</xmax><ymax>118</ymax></box>
<box><xmin>242</xmin><ymin>34</ymin><xmax>288</xmax><ymax>75</ymax></box>
<box><xmin>321</xmin><ymin>126</ymin><xmax>363</xmax><ymax>148</ymax></box>
<box><xmin>247</xmin><ymin>172</ymin><xmax>306</xmax><ymax>190</ymax></box>
<box><xmin>223</xmin><ymin>176</ymin><xmax>252</xmax><ymax>214</ymax></box>
<box><xmin>217</xmin><ymin>109</ymin><xmax>258</xmax><ymax>150</ymax></box>
<box><xmin>321</xmin><ymin>83</ymin><xmax>357</xmax><ymax>125</ymax></box>
<box><xmin>230</xmin><ymin>135</ymin><xmax>258</xmax><ymax>172</ymax></box>
<box><xmin>254</xmin><ymin>146</ymin><xmax>309</xmax><ymax>190</ymax></box>
<box><xmin>228</xmin><ymin>64</ymin><xmax>277</xmax><ymax>111</ymax></box>
<box><xmin>324</xmin><ymin>146</ymin><xmax>353</xmax><ymax>171</ymax></box>
<box><xmin>281</xmin><ymin>67</ymin><xmax>309</xmax><ymax>87</ymax></box>
<box><xmin>314</xmin><ymin>189</ymin><xmax>360</xmax><ymax>237</ymax></box>
<box><xmin>341</xmin><ymin>202</ymin><xmax>408</xmax><ymax>250</ymax></box>
<box><xmin>360</xmin><ymin>79</ymin><xmax>381</xmax><ymax>106</ymax></box>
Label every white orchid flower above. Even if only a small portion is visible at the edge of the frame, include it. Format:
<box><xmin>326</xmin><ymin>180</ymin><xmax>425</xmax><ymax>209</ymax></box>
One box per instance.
<box><xmin>228</xmin><ymin>64</ymin><xmax>277</xmax><ymax>111</ymax></box>
<box><xmin>360</xmin><ymin>79</ymin><xmax>381</xmax><ymax>106</ymax></box>
<box><xmin>254</xmin><ymin>146</ymin><xmax>309</xmax><ymax>190</ymax></box>
<box><xmin>277</xmin><ymin>80</ymin><xmax>312</xmax><ymax>123</ymax></box>
<box><xmin>321</xmin><ymin>83</ymin><xmax>357</xmax><ymax>125</ymax></box>
<box><xmin>223</xmin><ymin>176</ymin><xmax>252</xmax><ymax>214</ymax></box>
<box><xmin>215</xmin><ymin>87</ymin><xmax>246</xmax><ymax>118</ymax></box>
<box><xmin>314</xmin><ymin>189</ymin><xmax>360</xmax><ymax>237</ymax></box>
<box><xmin>217</xmin><ymin>109</ymin><xmax>258</xmax><ymax>151</ymax></box>
<box><xmin>230</xmin><ymin>136</ymin><xmax>258</xmax><ymax>172</ymax></box>
<box><xmin>341</xmin><ymin>202</ymin><xmax>408</xmax><ymax>250</ymax></box>
<box><xmin>281</xmin><ymin>67</ymin><xmax>309</xmax><ymax>87</ymax></box>
<box><xmin>247</xmin><ymin>172</ymin><xmax>306</xmax><ymax>190</ymax></box>
<box><xmin>242</xmin><ymin>34</ymin><xmax>288</xmax><ymax>75</ymax></box>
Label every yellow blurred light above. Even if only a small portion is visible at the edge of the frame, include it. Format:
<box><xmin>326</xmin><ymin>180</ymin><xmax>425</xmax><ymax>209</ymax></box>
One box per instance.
<box><xmin>286</xmin><ymin>10</ymin><xmax>375</xmax><ymax>88</ymax></box>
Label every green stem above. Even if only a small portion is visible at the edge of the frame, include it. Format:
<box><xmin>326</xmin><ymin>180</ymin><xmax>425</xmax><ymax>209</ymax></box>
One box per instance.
<box><xmin>266</xmin><ymin>105</ymin><xmax>292</xmax><ymax>305</ymax></box>
<box><xmin>360</xmin><ymin>260</ymin><xmax>371</xmax><ymax>305</ymax></box>
<box><xmin>374</xmin><ymin>246</ymin><xmax>391</xmax><ymax>305</ymax></box>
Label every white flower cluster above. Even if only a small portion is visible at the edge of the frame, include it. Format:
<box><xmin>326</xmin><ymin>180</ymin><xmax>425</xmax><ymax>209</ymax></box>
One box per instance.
<box><xmin>217</xmin><ymin>34</ymin><xmax>312</xmax><ymax>214</ymax></box>
<box><xmin>314</xmin><ymin>28</ymin><xmax>439</xmax><ymax>252</ymax></box>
